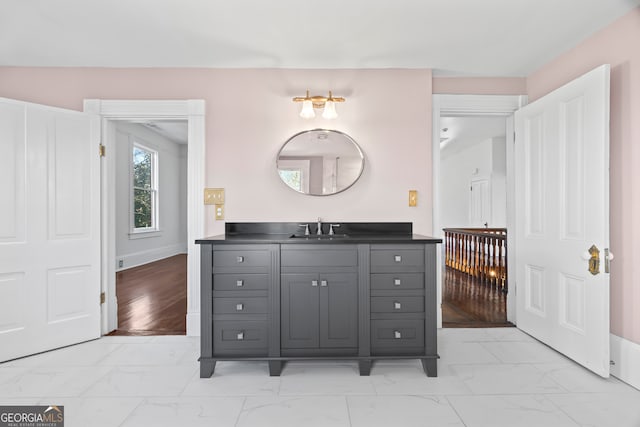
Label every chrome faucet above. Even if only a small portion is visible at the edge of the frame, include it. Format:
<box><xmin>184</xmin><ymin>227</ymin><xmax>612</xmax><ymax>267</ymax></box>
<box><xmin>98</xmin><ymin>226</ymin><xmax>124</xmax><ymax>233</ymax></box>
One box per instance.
<box><xmin>329</xmin><ymin>224</ymin><xmax>341</xmax><ymax>235</ymax></box>
<box><xmin>316</xmin><ymin>217</ymin><xmax>323</xmax><ymax>235</ymax></box>
<box><xmin>298</xmin><ymin>223</ymin><xmax>310</xmax><ymax>236</ymax></box>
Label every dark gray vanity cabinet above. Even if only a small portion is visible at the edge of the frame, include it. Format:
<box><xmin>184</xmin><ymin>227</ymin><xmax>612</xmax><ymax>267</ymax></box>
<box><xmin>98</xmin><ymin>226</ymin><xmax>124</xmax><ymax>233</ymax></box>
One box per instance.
<box><xmin>281</xmin><ymin>245</ymin><xmax>359</xmax><ymax>353</ymax></box>
<box><xmin>198</xmin><ymin>226</ymin><xmax>440</xmax><ymax>379</ymax></box>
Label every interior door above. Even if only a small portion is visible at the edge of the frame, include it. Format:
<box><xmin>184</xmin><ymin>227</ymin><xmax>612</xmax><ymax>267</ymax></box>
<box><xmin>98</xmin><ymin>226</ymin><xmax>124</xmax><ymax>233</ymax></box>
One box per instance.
<box><xmin>0</xmin><ymin>98</ymin><xmax>101</xmax><ymax>362</ymax></box>
<box><xmin>469</xmin><ymin>178</ymin><xmax>490</xmax><ymax>227</ymax></box>
<box><xmin>514</xmin><ymin>65</ymin><xmax>610</xmax><ymax>376</ymax></box>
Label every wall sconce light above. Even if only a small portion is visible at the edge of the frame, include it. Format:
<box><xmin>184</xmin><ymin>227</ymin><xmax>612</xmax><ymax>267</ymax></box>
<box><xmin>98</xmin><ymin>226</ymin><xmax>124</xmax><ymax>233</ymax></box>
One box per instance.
<box><xmin>292</xmin><ymin>90</ymin><xmax>345</xmax><ymax>119</ymax></box>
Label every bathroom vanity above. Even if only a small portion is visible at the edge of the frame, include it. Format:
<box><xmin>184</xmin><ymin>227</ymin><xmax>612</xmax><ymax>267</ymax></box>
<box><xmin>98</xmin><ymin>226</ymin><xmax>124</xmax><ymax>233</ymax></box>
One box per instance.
<box><xmin>196</xmin><ymin>222</ymin><xmax>441</xmax><ymax>378</ymax></box>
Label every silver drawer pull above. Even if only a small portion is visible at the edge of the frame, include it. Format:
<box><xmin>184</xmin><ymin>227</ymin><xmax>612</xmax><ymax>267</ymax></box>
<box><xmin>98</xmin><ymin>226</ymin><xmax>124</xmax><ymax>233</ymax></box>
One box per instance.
<box><xmin>394</xmin><ymin>301</ymin><xmax>402</xmax><ymax>310</ymax></box>
<box><xmin>394</xmin><ymin>255</ymin><xmax>402</xmax><ymax>262</ymax></box>
<box><xmin>394</xmin><ymin>278</ymin><xmax>401</xmax><ymax>286</ymax></box>
<box><xmin>320</xmin><ymin>280</ymin><xmax>328</xmax><ymax>287</ymax></box>
<box><xmin>237</xmin><ymin>332</ymin><xmax>244</xmax><ymax>340</ymax></box>
<box><xmin>236</xmin><ymin>303</ymin><xmax>244</xmax><ymax>311</ymax></box>
<box><xmin>312</xmin><ymin>280</ymin><xmax>318</xmax><ymax>287</ymax></box>
<box><xmin>236</xmin><ymin>256</ymin><xmax>244</xmax><ymax>263</ymax></box>
<box><xmin>394</xmin><ymin>330</ymin><xmax>402</xmax><ymax>339</ymax></box>
<box><xmin>236</xmin><ymin>280</ymin><xmax>244</xmax><ymax>287</ymax></box>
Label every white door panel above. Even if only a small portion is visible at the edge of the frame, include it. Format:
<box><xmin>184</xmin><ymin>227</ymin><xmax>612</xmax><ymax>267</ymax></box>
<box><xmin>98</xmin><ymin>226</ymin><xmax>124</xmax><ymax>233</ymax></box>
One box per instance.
<box><xmin>0</xmin><ymin>103</ymin><xmax>26</xmax><ymax>242</ymax></box>
<box><xmin>515</xmin><ymin>65</ymin><xmax>610</xmax><ymax>377</ymax></box>
<box><xmin>0</xmin><ymin>98</ymin><xmax>100</xmax><ymax>362</ymax></box>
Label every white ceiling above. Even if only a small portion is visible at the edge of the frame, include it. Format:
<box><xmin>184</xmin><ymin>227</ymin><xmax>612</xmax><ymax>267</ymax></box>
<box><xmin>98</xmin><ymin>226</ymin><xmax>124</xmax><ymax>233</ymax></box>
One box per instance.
<box><xmin>1</xmin><ymin>0</ymin><xmax>637</xmax><ymax>76</ymax></box>
<box><xmin>139</xmin><ymin>120</ymin><xmax>188</xmax><ymax>144</ymax></box>
<box><xmin>440</xmin><ymin>116</ymin><xmax>507</xmax><ymax>156</ymax></box>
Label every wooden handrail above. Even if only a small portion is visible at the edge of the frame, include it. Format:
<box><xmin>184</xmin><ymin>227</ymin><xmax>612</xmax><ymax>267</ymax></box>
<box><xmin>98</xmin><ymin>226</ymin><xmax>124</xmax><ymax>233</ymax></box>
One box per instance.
<box><xmin>443</xmin><ymin>228</ymin><xmax>508</xmax><ymax>292</ymax></box>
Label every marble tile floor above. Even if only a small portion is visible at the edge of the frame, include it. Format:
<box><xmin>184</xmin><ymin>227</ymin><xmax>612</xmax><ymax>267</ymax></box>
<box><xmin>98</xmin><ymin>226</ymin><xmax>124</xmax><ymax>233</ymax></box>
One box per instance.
<box><xmin>1</xmin><ymin>328</ymin><xmax>638</xmax><ymax>427</ymax></box>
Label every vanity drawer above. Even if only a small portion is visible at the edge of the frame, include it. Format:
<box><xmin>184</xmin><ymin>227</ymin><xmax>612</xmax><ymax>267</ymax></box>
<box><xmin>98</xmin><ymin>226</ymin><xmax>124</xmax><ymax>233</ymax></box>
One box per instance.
<box><xmin>213</xmin><ymin>297</ymin><xmax>268</xmax><ymax>314</ymax></box>
<box><xmin>213</xmin><ymin>274</ymin><xmax>268</xmax><ymax>291</ymax></box>
<box><xmin>371</xmin><ymin>296</ymin><xmax>424</xmax><ymax>314</ymax></box>
<box><xmin>371</xmin><ymin>319</ymin><xmax>424</xmax><ymax>349</ymax></box>
<box><xmin>213</xmin><ymin>250</ymin><xmax>270</xmax><ymax>268</ymax></box>
<box><xmin>213</xmin><ymin>320</ymin><xmax>268</xmax><ymax>354</ymax></box>
<box><xmin>370</xmin><ymin>273</ymin><xmax>424</xmax><ymax>290</ymax></box>
<box><xmin>370</xmin><ymin>248</ymin><xmax>424</xmax><ymax>272</ymax></box>
<box><xmin>281</xmin><ymin>246</ymin><xmax>357</xmax><ymax>267</ymax></box>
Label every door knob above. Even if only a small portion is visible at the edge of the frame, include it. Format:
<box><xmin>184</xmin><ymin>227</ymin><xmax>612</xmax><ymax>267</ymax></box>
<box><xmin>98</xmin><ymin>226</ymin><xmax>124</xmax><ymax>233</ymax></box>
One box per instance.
<box><xmin>320</xmin><ymin>280</ymin><xmax>328</xmax><ymax>287</ymax></box>
<box><xmin>311</xmin><ymin>280</ymin><xmax>318</xmax><ymax>287</ymax></box>
<box><xmin>605</xmin><ymin>248</ymin><xmax>614</xmax><ymax>273</ymax></box>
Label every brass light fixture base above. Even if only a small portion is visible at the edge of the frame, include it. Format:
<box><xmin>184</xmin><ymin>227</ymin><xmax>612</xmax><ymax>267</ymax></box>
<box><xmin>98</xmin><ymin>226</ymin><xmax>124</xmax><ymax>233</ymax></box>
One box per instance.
<box><xmin>293</xmin><ymin>90</ymin><xmax>345</xmax><ymax>109</ymax></box>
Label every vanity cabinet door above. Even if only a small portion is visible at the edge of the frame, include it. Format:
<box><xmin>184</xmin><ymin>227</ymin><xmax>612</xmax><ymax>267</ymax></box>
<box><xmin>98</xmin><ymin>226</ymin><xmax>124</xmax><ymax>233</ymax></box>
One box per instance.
<box><xmin>319</xmin><ymin>273</ymin><xmax>358</xmax><ymax>348</ymax></box>
<box><xmin>281</xmin><ymin>272</ymin><xmax>358</xmax><ymax>350</ymax></box>
<box><xmin>281</xmin><ymin>273</ymin><xmax>320</xmax><ymax>349</ymax></box>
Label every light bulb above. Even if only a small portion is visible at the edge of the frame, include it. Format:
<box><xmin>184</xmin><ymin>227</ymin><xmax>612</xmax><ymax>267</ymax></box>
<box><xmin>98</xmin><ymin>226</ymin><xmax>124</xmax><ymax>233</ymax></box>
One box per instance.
<box><xmin>322</xmin><ymin>100</ymin><xmax>337</xmax><ymax>119</ymax></box>
<box><xmin>299</xmin><ymin>100</ymin><xmax>315</xmax><ymax>119</ymax></box>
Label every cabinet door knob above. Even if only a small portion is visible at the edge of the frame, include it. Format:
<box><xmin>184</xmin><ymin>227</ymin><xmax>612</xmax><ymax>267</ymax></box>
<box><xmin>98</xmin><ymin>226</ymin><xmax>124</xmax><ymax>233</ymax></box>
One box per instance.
<box><xmin>236</xmin><ymin>256</ymin><xmax>244</xmax><ymax>263</ymax></box>
<box><xmin>320</xmin><ymin>280</ymin><xmax>328</xmax><ymax>287</ymax></box>
<box><xmin>237</xmin><ymin>332</ymin><xmax>244</xmax><ymax>340</ymax></box>
<box><xmin>394</xmin><ymin>330</ymin><xmax>402</xmax><ymax>339</ymax></box>
<box><xmin>311</xmin><ymin>280</ymin><xmax>318</xmax><ymax>287</ymax></box>
<box><xmin>394</xmin><ymin>301</ymin><xmax>402</xmax><ymax>310</ymax></box>
<box><xmin>236</xmin><ymin>280</ymin><xmax>244</xmax><ymax>287</ymax></box>
<box><xmin>394</xmin><ymin>278</ymin><xmax>401</xmax><ymax>286</ymax></box>
<box><xmin>394</xmin><ymin>255</ymin><xmax>402</xmax><ymax>262</ymax></box>
<box><xmin>236</xmin><ymin>303</ymin><xmax>244</xmax><ymax>311</ymax></box>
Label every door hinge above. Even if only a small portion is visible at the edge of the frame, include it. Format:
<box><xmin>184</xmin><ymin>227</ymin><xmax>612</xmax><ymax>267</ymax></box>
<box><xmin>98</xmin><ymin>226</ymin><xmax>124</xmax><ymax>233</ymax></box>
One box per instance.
<box><xmin>100</xmin><ymin>292</ymin><xmax>106</xmax><ymax>304</ymax></box>
<box><xmin>99</xmin><ymin>144</ymin><xmax>106</xmax><ymax>157</ymax></box>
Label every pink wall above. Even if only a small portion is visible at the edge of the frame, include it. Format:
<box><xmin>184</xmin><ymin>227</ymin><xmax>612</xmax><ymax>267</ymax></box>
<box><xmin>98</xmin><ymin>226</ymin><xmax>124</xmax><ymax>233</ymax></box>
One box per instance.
<box><xmin>528</xmin><ymin>7</ymin><xmax>640</xmax><ymax>345</ymax></box>
<box><xmin>0</xmin><ymin>67</ymin><xmax>434</xmax><ymax>237</ymax></box>
<box><xmin>433</xmin><ymin>77</ymin><xmax>526</xmax><ymax>95</ymax></box>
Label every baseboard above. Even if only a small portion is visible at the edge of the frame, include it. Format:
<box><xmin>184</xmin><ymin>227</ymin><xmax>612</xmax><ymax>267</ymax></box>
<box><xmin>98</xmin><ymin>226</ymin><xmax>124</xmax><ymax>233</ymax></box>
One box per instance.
<box><xmin>186</xmin><ymin>312</ymin><xmax>200</xmax><ymax>336</ymax></box>
<box><xmin>116</xmin><ymin>244</ymin><xmax>187</xmax><ymax>271</ymax></box>
<box><xmin>610</xmin><ymin>333</ymin><xmax>640</xmax><ymax>390</ymax></box>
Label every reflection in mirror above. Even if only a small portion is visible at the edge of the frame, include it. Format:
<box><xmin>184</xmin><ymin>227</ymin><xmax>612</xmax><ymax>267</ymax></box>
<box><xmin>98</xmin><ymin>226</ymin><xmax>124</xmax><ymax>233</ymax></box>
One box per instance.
<box><xmin>277</xmin><ymin>129</ymin><xmax>364</xmax><ymax>196</ymax></box>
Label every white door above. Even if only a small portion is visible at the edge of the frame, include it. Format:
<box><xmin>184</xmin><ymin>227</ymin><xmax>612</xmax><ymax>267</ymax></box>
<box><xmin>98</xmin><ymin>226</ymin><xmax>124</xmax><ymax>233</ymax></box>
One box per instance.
<box><xmin>514</xmin><ymin>65</ymin><xmax>610</xmax><ymax>376</ymax></box>
<box><xmin>469</xmin><ymin>178</ymin><xmax>490</xmax><ymax>227</ymax></box>
<box><xmin>0</xmin><ymin>98</ymin><xmax>101</xmax><ymax>362</ymax></box>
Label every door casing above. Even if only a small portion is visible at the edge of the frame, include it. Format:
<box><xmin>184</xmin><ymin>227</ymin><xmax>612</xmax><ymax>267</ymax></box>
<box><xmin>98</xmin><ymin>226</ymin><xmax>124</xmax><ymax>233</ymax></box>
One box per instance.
<box><xmin>83</xmin><ymin>99</ymin><xmax>205</xmax><ymax>336</ymax></box>
<box><xmin>432</xmin><ymin>94</ymin><xmax>528</xmax><ymax>326</ymax></box>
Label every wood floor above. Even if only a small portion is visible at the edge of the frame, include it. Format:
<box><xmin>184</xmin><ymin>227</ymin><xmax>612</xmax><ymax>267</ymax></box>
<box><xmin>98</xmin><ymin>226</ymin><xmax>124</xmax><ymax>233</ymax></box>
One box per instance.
<box><xmin>442</xmin><ymin>266</ymin><xmax>513</xmax><ymax>328</ymax></box>
<box><xmin>109</xmin><ymin>254</ymin><xmax>187</xmax><ymax>336</ymax></box>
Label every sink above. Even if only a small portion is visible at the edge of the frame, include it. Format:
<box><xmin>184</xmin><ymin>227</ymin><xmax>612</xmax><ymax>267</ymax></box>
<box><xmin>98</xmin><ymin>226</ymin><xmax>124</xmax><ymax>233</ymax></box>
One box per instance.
<box><xmin>289</xmin><ymin>234</ymin><xmax>349</xmax><ymax>240</ymax></box>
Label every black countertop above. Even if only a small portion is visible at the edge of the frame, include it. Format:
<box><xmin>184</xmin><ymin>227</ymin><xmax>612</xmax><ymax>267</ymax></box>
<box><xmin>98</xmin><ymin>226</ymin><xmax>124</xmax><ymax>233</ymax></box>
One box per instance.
<box><xmin>196</xmin><ymin>222</ymin><xmax>442</xmax><ymax>245</ymax></box>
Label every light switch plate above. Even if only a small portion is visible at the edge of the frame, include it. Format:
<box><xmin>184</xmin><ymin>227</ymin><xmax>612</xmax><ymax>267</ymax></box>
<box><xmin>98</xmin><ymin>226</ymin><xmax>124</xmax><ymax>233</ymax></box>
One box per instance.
<box><xmin>409</xmin><ymin>190</ymin><xmax>417</xmax><ymax>207</ymax></box>
<box><xmin>214</xmin><ymin>204</ymin><xmax>225</xmax><ymax>220</ymax></box>
<box><xmin>204</xmin><ymin>188</ymin><xmax>225</xmax><ymax>205</ymax></box>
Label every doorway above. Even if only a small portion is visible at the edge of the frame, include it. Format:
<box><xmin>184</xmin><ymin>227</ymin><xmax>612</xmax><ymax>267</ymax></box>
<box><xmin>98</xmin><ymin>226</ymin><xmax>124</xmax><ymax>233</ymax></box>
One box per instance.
<box><xmin>110</xmin><ymin>120</ymin><xmax>188</xmax><ymax>335</ymax></box>
<box><xmin>439</xmin><ymin>115</ymin><xmax>510</xmax><ymax>327</ymax></box>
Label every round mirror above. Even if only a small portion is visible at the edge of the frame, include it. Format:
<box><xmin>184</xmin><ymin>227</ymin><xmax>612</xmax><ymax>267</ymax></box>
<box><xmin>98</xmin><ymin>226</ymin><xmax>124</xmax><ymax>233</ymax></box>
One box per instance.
<box><xmin>277</xmin><ymin>129</ymin><xmax>365</xmax><ymax>196</ymax></box>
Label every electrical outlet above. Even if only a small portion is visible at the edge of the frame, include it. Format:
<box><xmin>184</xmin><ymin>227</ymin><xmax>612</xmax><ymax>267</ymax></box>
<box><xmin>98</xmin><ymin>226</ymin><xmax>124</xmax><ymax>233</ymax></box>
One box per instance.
<box><xmin>409</xmin><ymin>190</ymin><xmax>418</xmax><ymax>207</ymax></box>
<box><xmin>204</xmin><ymin>188</ymin><xmax>225</xmax><ymax>205</ymax></box>
<box><xmin>118</xmin><ymin>259</ymin><xmax>124</xmax><ymax>268</ymax></box>
<box><xmin>215</xmin><ymin>204</ymin><xmax>225</xmax><ymax>220</ymax></box>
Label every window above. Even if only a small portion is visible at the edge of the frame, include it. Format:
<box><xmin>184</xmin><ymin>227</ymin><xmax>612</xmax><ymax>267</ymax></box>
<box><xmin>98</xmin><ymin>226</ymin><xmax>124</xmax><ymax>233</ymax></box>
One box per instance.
<box><xmin>278</xmin><ymin>169</ymin><xmax>303</xmax><ymax>191</ymax></box>
<box><xmin>277</xmin><ymin>159</ymin><xmax>310</xmax><ymax>193</ymax></box>
<box><xmin>131</xmin><ymin>143</ymin><xmax>159</xmax><ymax>233</ymax></box>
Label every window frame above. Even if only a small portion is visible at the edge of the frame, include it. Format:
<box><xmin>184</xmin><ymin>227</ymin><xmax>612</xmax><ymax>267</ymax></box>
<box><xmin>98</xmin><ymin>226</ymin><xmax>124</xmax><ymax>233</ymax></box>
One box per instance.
<box><xmin>130</xmin><ymin>140</ymin><xmax>160</xmax><ymax>235</ymax></box>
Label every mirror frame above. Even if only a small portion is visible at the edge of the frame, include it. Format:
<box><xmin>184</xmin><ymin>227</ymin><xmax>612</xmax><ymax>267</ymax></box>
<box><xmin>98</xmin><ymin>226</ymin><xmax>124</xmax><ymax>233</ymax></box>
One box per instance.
<box><xmin>276</xmin><ymin>128</ymin><xmax>365</xmax><ymax>196</ymax></box>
